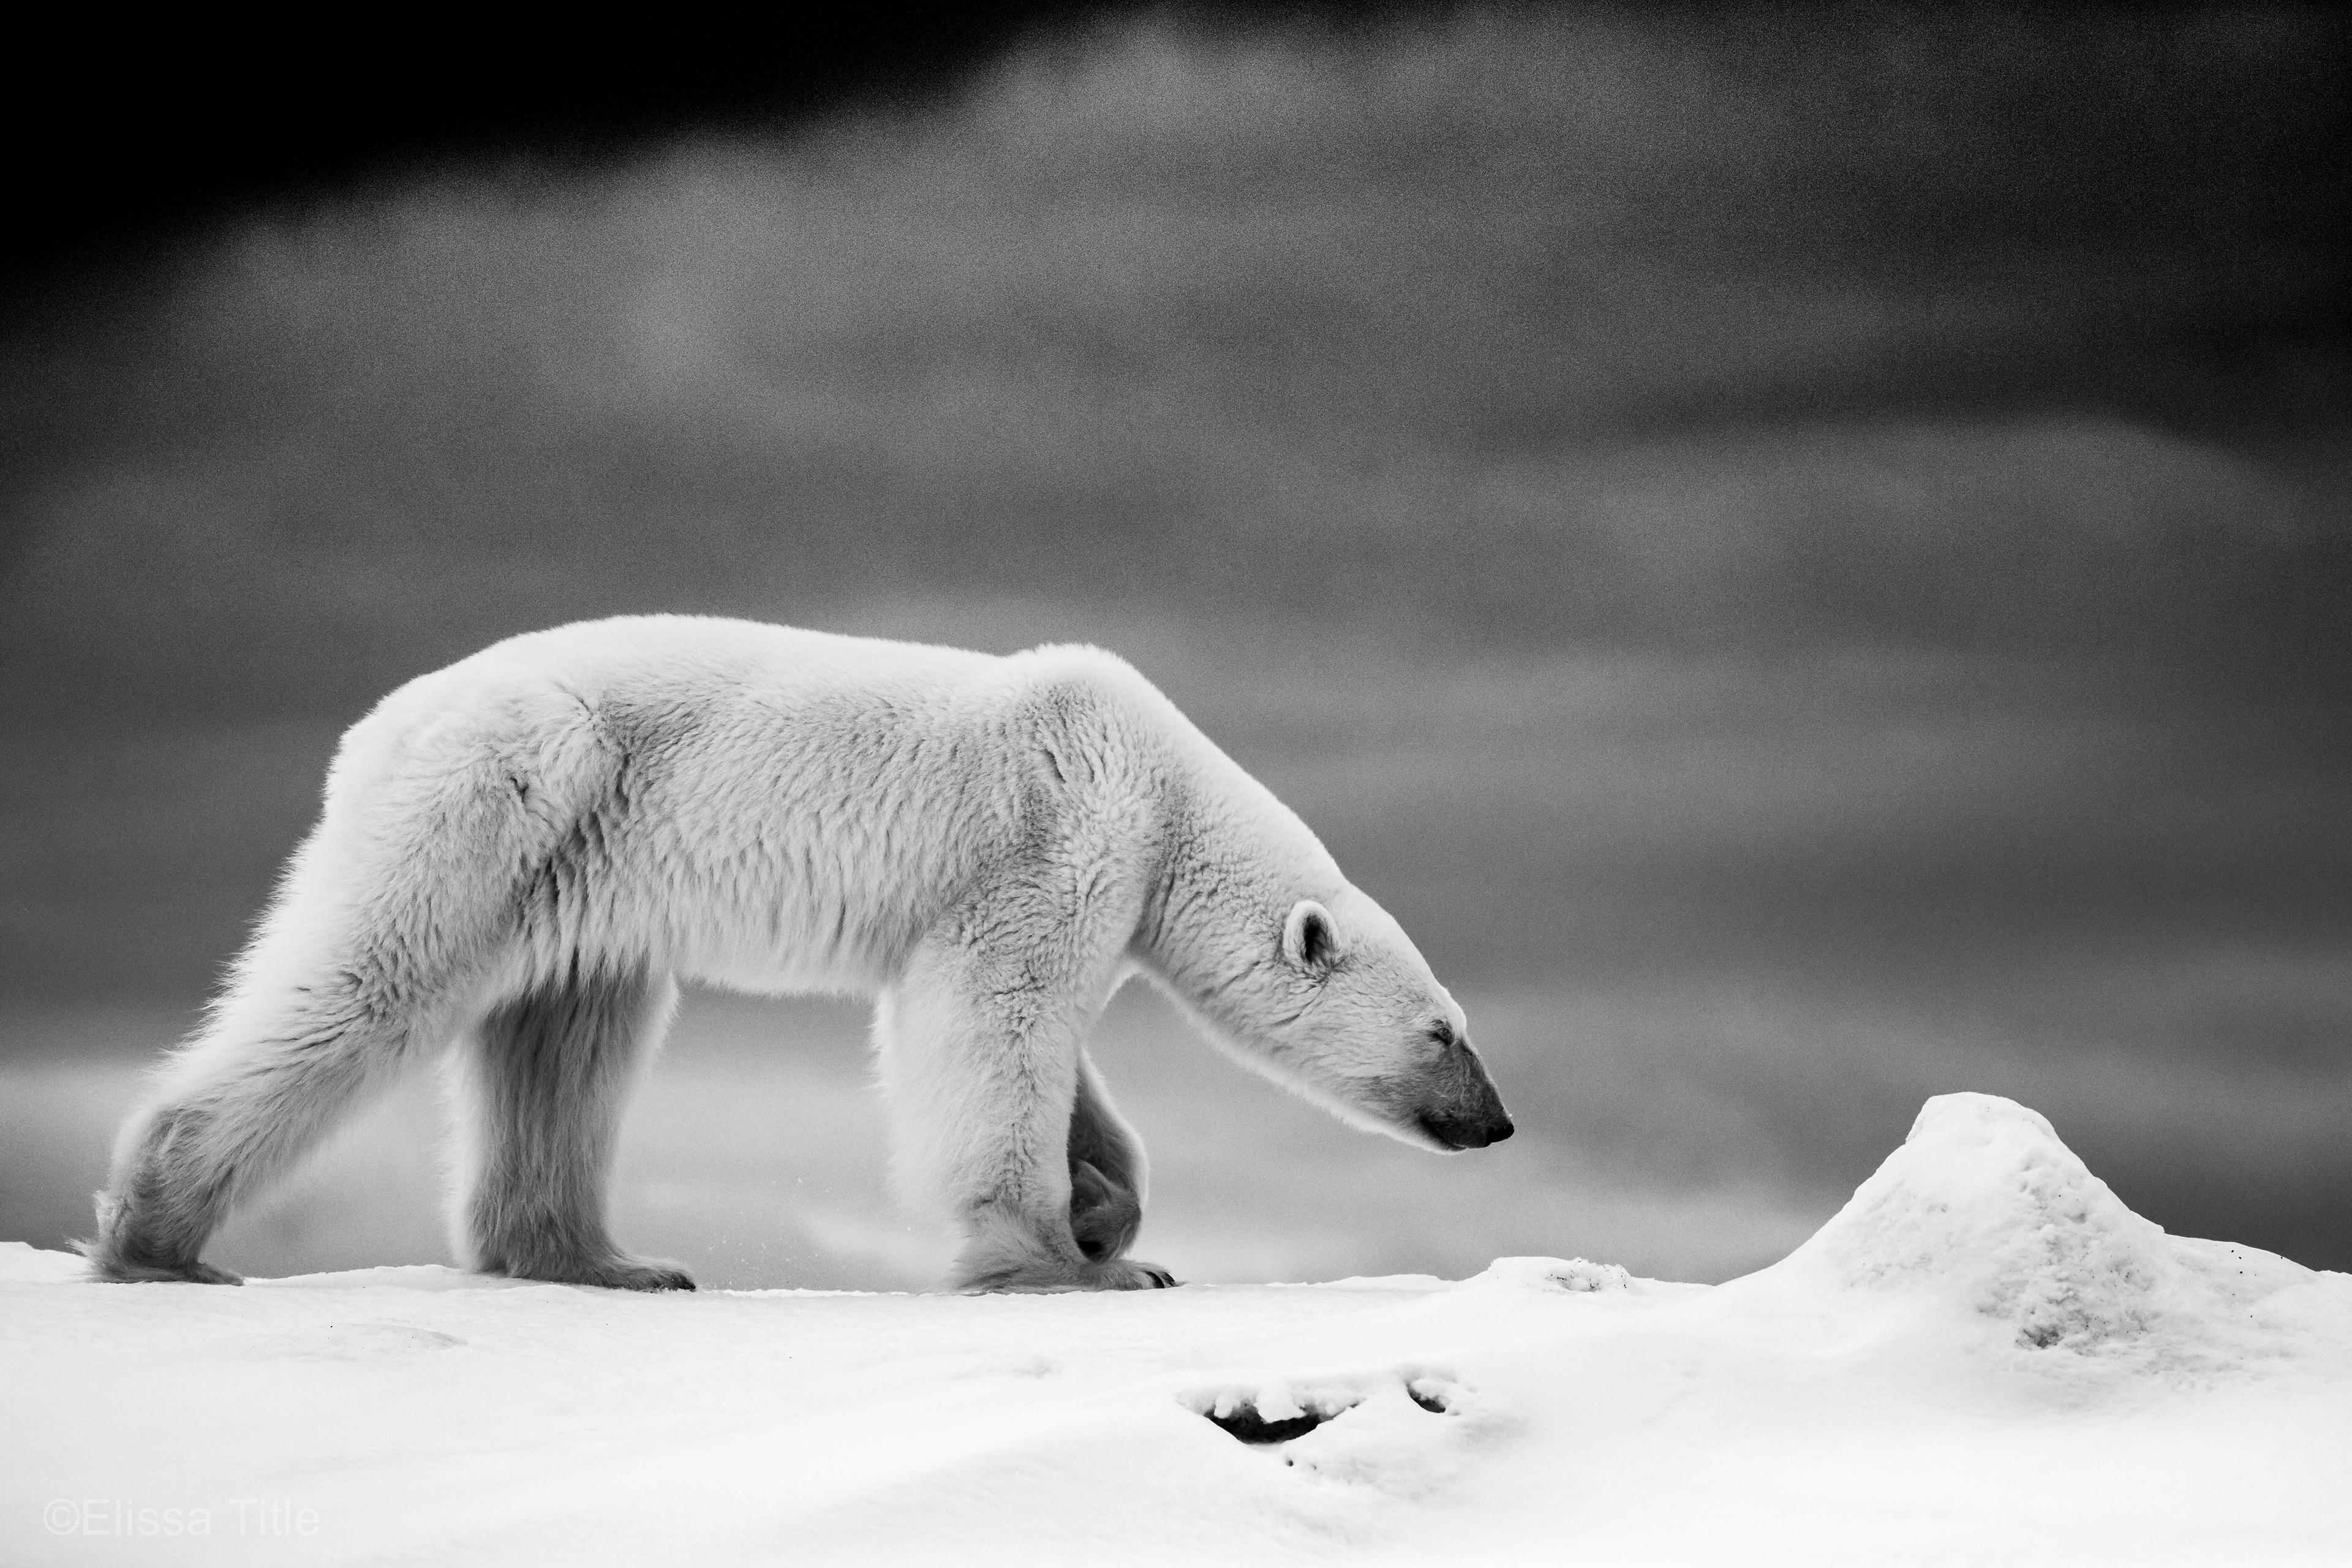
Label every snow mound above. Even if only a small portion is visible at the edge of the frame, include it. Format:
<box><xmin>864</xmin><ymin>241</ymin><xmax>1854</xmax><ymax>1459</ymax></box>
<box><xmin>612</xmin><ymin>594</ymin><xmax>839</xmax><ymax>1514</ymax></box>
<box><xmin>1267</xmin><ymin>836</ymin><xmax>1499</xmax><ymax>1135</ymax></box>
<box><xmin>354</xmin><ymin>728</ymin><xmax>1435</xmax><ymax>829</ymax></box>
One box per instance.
<box><xmin>1764</xmin><ymin>1091</ymin><xmax>2334</xmax><ymax>1370</ymax></box>
<box><xmin>1461</xmin><ymin>1255</ymin><xmax>1631</xmax><ymax>1294</ymax></box>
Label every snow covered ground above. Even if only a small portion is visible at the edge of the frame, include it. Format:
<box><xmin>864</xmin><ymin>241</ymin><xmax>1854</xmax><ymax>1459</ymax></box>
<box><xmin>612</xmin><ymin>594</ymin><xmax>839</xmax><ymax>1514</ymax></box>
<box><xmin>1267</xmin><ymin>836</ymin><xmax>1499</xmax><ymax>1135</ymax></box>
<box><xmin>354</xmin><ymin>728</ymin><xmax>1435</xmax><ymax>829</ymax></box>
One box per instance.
<box><xmin>6</xmin><ymin>1093</ymin><xmax>2347</xmax><ymax>1566</ymax></box>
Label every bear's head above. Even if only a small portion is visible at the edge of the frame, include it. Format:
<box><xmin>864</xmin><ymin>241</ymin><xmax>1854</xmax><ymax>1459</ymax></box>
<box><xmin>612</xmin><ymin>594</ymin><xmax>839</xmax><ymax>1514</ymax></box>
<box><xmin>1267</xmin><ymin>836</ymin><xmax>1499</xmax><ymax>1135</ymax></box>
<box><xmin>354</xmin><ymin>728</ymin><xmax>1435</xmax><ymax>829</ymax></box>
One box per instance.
<box><xmin>1158</xmin><ymin>883</ymin><xmax>1515</xmax><ymax>1154</ymax></box>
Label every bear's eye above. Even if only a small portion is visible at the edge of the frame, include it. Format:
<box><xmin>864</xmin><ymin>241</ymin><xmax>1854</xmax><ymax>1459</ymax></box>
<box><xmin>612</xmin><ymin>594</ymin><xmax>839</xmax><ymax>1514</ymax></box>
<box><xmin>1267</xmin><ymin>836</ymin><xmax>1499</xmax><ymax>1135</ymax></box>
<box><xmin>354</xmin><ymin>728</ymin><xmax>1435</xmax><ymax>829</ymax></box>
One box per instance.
<box><xmin>1427</xmin><ymin>1021</ymin><xmax>1457</xmax><ymax>1049</ymax></box>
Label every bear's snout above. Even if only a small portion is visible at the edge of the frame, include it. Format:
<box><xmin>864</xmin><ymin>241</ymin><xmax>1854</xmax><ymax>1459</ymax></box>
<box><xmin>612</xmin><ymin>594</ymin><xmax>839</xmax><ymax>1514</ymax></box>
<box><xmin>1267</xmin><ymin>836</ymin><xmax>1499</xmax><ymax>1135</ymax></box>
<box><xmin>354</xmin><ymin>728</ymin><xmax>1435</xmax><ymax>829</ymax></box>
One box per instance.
<box><xmin>1407</xmin><ymin>1039</ymin><xmax>1514</xmax><ymax>1150</ymax></box>
<box><xmin>1414</xmin><ymin>1106</ymin><xmax>1515</xmax><ymax>1150</ymax></box>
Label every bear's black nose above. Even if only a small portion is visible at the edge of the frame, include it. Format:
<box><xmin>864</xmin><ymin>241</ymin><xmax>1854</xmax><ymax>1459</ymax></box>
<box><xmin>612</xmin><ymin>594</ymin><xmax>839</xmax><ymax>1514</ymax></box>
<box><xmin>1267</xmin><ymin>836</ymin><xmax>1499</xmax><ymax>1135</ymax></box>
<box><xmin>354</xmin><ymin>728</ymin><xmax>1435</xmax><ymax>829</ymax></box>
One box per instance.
<box><xmin>1414</xmin><ymin>1109</ymin><xmax>1515</xmax><ymax>1150</ymax></box>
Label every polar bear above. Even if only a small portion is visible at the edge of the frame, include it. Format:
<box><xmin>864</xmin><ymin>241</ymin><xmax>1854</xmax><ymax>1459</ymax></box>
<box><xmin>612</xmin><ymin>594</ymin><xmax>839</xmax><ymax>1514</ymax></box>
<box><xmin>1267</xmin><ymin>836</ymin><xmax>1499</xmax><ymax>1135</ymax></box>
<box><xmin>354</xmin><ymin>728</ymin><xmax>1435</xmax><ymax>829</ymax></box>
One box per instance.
<box><xmin>87</xmin><ymin>617</ymin><xmax>1513</xmax><ymax>1292</ymax></box>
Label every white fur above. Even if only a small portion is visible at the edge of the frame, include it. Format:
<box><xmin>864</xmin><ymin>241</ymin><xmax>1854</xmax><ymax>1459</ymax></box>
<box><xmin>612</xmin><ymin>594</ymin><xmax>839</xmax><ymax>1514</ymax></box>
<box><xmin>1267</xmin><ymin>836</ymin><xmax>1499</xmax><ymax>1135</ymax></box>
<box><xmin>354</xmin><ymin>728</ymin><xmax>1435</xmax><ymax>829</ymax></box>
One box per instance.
<box><xmin>92</xmin><ymin>616</ymin><xmax>1509</xmax><ymax>1292</ymax></box>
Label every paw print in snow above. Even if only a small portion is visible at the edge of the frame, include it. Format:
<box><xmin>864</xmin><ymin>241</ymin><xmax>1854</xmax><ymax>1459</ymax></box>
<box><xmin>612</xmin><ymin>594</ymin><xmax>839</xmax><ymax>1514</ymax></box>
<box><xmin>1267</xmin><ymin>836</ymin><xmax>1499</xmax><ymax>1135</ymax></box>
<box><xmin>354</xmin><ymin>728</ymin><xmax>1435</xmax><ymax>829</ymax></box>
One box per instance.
<box><xmin>1187</xmin><ymin>1370</ymin><xmax>1486</xmax><ymax>1497</ymax></box>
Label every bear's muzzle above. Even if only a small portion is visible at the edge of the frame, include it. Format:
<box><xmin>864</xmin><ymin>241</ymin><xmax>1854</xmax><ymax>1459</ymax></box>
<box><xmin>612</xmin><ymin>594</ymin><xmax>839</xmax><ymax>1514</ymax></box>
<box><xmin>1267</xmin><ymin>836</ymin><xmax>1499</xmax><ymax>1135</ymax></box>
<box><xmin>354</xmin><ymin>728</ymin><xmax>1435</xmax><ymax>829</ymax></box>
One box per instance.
<box><xmin>1413</xmin><ymin>1104</ymin><xmax>1515</xmax><ymax>1150</ymax></box>
<box><xmin>1408</xmin><ymin>1039</ymin><xmax>1515</xmax><ymax>1150</ymax></box>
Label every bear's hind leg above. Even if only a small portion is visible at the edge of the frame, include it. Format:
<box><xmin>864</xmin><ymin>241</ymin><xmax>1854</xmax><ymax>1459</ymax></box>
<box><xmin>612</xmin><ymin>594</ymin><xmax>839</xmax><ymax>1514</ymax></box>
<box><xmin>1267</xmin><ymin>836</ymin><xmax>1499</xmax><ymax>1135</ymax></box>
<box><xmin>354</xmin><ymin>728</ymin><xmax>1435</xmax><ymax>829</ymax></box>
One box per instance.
<box><xmin>451</xmin><ymin>966</ymin><xmax>691</xmax><ymax>1291</ymax></box>
<box><xmin>88</xmin><ymin>959</ymin><xmax>450</xmax><ymax>1284</ymax></box>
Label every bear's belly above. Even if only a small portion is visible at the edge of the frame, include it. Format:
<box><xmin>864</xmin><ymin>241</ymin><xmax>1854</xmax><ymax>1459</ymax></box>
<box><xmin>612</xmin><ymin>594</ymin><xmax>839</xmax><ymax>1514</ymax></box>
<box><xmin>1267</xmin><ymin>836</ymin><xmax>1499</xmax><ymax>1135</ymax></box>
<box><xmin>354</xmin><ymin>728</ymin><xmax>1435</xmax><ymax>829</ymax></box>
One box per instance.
<box><xmin>652</xmin><ymin>870</ymin><xmax>940</xmax><ymax>1000</ymax></box>
<box><xmin>679</xmin><ymin>941</ymin><xmax>894</xmax><ymax>999</ymax></box>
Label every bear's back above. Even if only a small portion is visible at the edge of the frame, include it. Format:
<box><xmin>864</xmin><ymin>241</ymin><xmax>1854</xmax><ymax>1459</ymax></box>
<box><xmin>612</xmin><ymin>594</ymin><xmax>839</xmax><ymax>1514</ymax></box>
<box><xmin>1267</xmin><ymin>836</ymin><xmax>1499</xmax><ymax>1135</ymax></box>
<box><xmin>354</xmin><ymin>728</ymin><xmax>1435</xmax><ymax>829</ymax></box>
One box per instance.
<box><xmin>462</xmin><ymin>615</ymin><xmax>1003</xmax><ymax>707</ymax></box>
<box><xmin>341</xmin><ymin>617</ymin><xmax>1168</xmax><ymax>991</ymax></box>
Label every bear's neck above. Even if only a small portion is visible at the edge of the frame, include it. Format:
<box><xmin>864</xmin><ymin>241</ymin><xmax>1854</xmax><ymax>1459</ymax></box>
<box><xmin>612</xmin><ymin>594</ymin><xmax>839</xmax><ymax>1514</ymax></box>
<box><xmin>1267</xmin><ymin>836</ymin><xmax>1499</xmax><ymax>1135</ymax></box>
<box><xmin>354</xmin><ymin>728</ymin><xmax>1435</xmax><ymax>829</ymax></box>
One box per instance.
<box><xmin>1130</xmin><ymin>712</ymin><xmax>1341</xmax><ymax>1014</ymax></box>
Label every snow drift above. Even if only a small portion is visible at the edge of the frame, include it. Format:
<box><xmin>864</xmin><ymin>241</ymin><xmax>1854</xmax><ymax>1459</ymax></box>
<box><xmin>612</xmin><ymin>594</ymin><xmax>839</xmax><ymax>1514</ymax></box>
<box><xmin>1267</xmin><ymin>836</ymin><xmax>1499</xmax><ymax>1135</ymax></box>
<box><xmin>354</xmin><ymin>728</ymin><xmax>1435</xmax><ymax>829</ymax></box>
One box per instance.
<box><xmin>1762</xmin><ymin>1093</ymin><xmax>2339</xmax><ymax>1368</ymax></box>
<box><xmin>4</xmin><ymin>1093</ymin><xmax>2346</xmax><ymax>1565</ymax></box>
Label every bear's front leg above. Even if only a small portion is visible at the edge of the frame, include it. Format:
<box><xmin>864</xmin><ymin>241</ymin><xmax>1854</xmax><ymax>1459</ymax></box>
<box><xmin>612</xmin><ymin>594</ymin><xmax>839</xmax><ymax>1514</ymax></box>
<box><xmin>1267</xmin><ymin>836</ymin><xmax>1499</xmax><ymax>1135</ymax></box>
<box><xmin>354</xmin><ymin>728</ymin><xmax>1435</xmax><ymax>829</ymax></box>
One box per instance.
<box><xmin>874</xmin><ymin>918</ymin><xmax>1176</xmax><ymax>1294</ymax></box>
<box><xmin>1066</xmin><ymin>1045</ymin><xmax>1148</xmax><ymax>1264</ymax></box>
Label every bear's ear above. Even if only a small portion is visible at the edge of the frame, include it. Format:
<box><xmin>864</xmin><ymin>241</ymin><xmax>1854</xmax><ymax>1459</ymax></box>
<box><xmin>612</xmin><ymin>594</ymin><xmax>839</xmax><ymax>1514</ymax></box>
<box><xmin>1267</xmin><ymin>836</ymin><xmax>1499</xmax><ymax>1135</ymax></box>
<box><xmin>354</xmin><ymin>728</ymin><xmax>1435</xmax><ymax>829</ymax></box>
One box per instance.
<box><xmin>1282</xmin><ymin>900</ymin><xmax>1340</xmax><ymax>975</ymax></box>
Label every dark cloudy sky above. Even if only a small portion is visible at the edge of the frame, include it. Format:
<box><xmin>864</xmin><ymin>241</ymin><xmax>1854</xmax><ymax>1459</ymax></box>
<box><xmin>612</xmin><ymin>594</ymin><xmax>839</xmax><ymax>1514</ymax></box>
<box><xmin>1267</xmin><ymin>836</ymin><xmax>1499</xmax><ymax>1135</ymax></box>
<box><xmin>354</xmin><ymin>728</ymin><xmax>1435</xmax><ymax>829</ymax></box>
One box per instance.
<box><xmin>6</xmin><ymin>5</ymin><xmax>2345</xmax><ymax>718</ymax></box>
